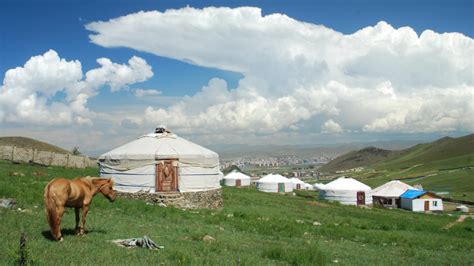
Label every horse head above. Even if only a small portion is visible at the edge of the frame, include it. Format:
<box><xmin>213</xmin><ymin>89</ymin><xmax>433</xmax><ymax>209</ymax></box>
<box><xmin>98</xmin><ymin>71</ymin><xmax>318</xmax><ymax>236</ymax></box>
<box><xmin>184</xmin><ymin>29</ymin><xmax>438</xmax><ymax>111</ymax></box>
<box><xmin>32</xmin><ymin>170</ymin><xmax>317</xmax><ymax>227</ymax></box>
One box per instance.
<box><xmin>94</xmin><ymin>178</ymin><xmax>116</xmax><ymax>202</ymax></box>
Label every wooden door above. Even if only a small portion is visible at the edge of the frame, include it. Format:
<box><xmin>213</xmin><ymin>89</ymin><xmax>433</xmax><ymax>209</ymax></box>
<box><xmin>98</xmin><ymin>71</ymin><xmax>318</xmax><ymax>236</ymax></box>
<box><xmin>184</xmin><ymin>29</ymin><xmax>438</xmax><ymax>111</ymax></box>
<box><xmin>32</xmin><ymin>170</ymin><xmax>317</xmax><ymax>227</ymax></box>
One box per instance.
<box><xmin>278</xmin><ymin>183</ymin><xmax>285</xmax><ymax>192</ymax></box>
<box><xmin>356</xmin><ymin>191</ymin><xmax>365</xmax><ymax>206</ymax></box>
<box><xmin>296</xmin><ymin>184</ymin><xmax>301</xmax><ymax>190</ymax></box>
<box><xmin>424</xmin><ymin>201</ymin><xmax>429</xmax><ymax>211</ymax></box>
<box><xmin>155</xmin><ymin>160</ymin><xmax>178</xmax><ymax>192</ymax></box>
<box><xmin>235</xmin><ymin>179</ymin><xmax>241</xmax><ymax>187</ymax></box>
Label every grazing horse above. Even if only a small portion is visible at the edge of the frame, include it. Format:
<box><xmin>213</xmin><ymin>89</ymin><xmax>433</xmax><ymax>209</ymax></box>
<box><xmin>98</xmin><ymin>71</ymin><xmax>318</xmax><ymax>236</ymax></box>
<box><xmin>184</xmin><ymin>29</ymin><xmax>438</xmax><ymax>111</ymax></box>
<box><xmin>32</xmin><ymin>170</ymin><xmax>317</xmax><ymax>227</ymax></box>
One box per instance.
<box><xmin>43</xmin><ymin>177</ymin><xmax>116</xmax><ymax>241</ymax></box>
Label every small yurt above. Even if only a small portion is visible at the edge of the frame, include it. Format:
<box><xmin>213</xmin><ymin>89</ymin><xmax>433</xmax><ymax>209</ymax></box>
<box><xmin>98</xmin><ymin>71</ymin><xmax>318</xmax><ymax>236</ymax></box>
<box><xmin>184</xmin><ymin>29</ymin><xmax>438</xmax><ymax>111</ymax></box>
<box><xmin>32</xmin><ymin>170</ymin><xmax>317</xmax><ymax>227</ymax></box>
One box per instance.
<box><xmin>223</xmin><ymin>171</ymin><xmax>251</xmax><ymax>187</ymax></box>
<box><xmin>371</xmin><ymin>180</ymin><xmax>417</xmax><ymax>208</ymax></box>
<box><xmin>319</xmin><ymin>177</ymin><xmax>372</xmax><ymax>205</ymax></box>
<box><xmin>256</xmin><ymin>174</ymin><xmax>293</xmax><ymax>193</ymax></box>
<box><xmin>290</xmin><ymin>178</ymin><xmax>306</xmax><ymax>190</ymax></box>
<box><xmin>304</xmin><ymin>183</ymin><xmax>315</xmax><ymax>190</ymax></box>
<box><xmin>98</xmin><ymin>127</ymin><xmax>220</xmax><ymax>193</ymax></box>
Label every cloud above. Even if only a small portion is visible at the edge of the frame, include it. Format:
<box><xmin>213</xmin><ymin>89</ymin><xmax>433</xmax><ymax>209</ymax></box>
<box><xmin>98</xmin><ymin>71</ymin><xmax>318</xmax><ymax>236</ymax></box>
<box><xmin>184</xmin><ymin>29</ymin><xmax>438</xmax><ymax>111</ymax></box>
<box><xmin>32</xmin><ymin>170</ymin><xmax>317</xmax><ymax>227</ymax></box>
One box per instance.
<box><xmin>134</xmin><ymin>88</ymin><xmax>162</xmax><ymax>97</ymax></box>
<box><xmin>322</xmin><ymin>119</ymin><xmax>344</xmax><ymax>133</ymax></box>
<box><xmin>0</xmin><ymin>50</ymin><xmax>153</xmax><ymax>125</ymax></box>
<box><xmin>86</xmin><ymin>7</ymin><xmax>474</xmax><ymax>135</ymax></box>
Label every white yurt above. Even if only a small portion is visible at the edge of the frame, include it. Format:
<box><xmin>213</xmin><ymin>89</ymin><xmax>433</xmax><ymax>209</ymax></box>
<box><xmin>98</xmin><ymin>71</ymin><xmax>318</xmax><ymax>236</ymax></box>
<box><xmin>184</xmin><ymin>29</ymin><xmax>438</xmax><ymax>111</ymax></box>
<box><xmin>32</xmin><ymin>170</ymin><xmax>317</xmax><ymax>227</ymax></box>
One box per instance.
<box><xmin>98</xmin><ymin>127</ymin><xmax>220</xmax><ymax>193</ymax></box>
<box><xmin>304</xmin><ymin>183</ymin><xmax>316</xmax><ymax>190</ymax></box>
<box><xmin>319</xmin><ymin>177</ymin><xmax>372</xmax><ymax>205</ymax></box>
<box><xmin>256</xmin><ymin>174</ymin><xmax>293</xmax><ymax>193</ymax></box>
<box><xmin>371</xmin><ymin>180</ymin><xmax>417</xmax><ymax>208</ymax></box>
<box><xmin>223</xmin><ymin>171</ymin><xmax>251</xmax><ymax>187</ymax></box>
<box><xmin>290</xmin><ymin>178</ymin><xmax>306</xmax><ymax>190</ymax></box>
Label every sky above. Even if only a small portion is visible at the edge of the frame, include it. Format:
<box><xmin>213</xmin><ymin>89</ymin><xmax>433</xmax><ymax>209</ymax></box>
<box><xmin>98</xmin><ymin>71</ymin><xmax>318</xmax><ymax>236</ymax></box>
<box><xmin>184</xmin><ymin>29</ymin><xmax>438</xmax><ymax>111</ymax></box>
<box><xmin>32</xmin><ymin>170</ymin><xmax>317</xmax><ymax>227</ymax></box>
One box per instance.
<box><xmin>0</xmin><ymin>0</ymin><xmax>473</xmax><ymax>155</ymax></box>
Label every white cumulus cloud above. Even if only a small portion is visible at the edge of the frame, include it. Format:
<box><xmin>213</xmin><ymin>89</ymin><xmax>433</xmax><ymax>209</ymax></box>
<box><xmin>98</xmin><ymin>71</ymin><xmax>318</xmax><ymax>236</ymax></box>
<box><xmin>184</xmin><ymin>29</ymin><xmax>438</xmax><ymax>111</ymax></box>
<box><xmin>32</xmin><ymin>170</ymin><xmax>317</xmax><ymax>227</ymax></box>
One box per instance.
<box><xmin>322</xmin><ymin>119</ymin><xmax>344</xmax><ymax>133</ymax></box>
<box><xmin>86</xmin><ymin>7</ymin><xmax>474</xmax><ymax>135</ymax></box>
<box><xmin>0</xmin><ymin>50</ymin><xmax>153</xmax><ymax>125</ymax></box>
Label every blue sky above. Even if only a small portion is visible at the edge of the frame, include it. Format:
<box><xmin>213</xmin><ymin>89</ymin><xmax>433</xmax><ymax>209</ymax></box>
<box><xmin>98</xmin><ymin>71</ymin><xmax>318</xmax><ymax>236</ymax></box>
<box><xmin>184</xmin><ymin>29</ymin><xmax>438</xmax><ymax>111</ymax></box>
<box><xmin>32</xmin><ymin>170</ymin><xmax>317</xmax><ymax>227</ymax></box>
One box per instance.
<box><xmin>0</xmin><ymin>0</ymin><xmax>473</xmax><ymax>155</ymax></box>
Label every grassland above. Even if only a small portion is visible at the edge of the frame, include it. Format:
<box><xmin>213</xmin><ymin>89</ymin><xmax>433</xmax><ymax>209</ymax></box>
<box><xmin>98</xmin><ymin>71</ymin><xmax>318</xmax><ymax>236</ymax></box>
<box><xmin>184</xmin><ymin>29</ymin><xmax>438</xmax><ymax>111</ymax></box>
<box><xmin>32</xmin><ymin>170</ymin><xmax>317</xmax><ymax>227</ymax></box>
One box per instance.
<box><xmin>1</xmin><ymin>160</ymin><xmax>473</xmax><ymax>265</ymax></box>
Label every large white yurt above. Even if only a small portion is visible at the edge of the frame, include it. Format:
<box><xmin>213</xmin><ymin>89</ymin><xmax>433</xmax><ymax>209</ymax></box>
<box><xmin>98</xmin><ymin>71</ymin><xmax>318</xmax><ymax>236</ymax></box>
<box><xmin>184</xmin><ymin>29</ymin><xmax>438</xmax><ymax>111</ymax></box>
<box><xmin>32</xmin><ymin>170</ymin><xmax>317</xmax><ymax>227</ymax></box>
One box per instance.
<box><xmin>371</xmin><ymin>180</ymin><xmax>417</xmax><ymax>208</ymax></box>
<box><xmin>289</xmin><ymin>178</ymin><xmax>306</xmax><ymax>190</ymax></box>
<box><xmin>98</xmin><ymin>127</ymin><xmax>220</xmax><ymax>193</ymax></box>
<box><xmin>319</xmin><ymin>177</ymin><xmax>372</xmax><ymax>205</ymax></box>
<box><xmin>256</xmin><ymin>174</ymin><xmax>293</xmax><ymax>193</ymax></box>
<box><xmin>223</xmin><ymin>171</ymin><xmax>251</xmax><ymax>187</ymax></box>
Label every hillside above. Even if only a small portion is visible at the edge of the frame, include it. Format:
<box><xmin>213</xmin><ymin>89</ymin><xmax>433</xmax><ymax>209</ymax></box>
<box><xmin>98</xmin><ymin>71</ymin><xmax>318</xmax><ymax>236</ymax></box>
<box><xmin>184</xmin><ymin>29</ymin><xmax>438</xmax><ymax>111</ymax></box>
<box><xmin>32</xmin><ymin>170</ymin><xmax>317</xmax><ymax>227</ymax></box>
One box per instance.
<box><xmin>374</xmin><ymin>134</ymin><xmax>474</xmax><ymax>171</ymax></box>
<box><xmin>319</xmin><ymin>147</ymin><xmax>405</xmax><ymax>172</ymax></box>
<box><xmin>321</xmin><ymin>134</ymin><xmax>474</xmax><ymax>173</ymax></box>
<box><xmin>0</xmin><ymin>160</ymin><xmax>473</xmax><ymax>265</ymax></box>
<box><xmin>0</xmin><ymin>136</ymin><xmax>71</xmax><ymax>154</ymax></box>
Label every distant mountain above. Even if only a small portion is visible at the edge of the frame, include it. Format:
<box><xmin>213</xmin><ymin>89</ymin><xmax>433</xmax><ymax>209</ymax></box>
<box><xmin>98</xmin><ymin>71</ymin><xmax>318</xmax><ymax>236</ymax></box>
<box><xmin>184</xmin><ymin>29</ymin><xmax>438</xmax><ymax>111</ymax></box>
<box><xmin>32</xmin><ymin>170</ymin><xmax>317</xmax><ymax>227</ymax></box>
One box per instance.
<box><xmin>320</xmin><ymin>134</ymin><xmax>474</xmax><ymax>173</ymax></box>
<box><xmin>319</xmin><ymin>147</ymin><xmax>405</xmax><ymax>172</ymax></box>
<box><xmin>0</xmin><ymin>136</ymin><xmax>71</xmax><ymax>154</ymax></box>
<box><xmin>211</xmin><ymin>140</ymin><xmax>420</xmax><ymax>159</ymax></box>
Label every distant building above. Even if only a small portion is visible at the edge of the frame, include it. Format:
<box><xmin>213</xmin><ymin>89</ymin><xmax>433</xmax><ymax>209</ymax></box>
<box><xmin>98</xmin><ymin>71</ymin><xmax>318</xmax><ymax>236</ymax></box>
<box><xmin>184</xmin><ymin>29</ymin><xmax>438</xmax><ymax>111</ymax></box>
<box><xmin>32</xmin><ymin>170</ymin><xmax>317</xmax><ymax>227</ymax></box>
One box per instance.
<box><xmin>400</xmin><ymin>190</ymin><xmax>443</xmax><ymax>212</ymax></box>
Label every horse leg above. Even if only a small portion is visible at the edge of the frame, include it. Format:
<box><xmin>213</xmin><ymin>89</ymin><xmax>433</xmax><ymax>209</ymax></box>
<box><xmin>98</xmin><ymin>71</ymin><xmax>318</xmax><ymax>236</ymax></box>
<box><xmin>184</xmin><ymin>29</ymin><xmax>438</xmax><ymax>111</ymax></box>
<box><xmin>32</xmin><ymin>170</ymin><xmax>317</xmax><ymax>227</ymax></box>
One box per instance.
<box><xmin>55</xmin><ymin>206</ymin><xmax>65</xmax><ymax>241</ymax></box>
<box><xmin>75</xmin><ymin>208</ymin><xmax>81</xmax><ymax>235</ymax></box>
<box><xmin>79</xmin><ymin>205</ymin><xmax>89</xmax><ymax>235</ymax></box>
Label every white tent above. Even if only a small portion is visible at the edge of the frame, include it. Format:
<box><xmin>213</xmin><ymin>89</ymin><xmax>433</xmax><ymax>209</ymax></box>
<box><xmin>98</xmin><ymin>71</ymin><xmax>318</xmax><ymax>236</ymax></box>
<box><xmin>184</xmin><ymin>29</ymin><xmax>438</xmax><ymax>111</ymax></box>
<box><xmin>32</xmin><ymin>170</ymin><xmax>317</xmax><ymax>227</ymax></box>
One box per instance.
<box><xmin>304</xmin><ymin>183</ymin><xmax>316</xmax><ymax>190</ymax></box>
<box><xmin>290</xmin><ymin>178</ymin><xmax>306</xmax><ymax>190</ymax></box>
<box><xmin>98</xmin><ymin>128</ymin><xmax>220</xmax><ymax>193</ymax></box>
<box><xmin>372</xmin><ymin>180</ymin><xmax>416</xmax><ymax>198</ymax></box>
<box><xmin>319</xmin><ymin>177</ymin><xmax>372</xmax><ymax>205</ymax></box>
<box><xmin>313</xmin><ymin>183</ymin><xmax>326</xmax><ymax>190</ymax></box>
<box><xmin>256</xmin><ymin>174</ymin><xmax>293</xmax><ymax>193</ymax></box>
<box><xmin>223</xmin><ymin>171</ymin><xmax>251</xmax><ymax>187</ymax></box>
<box><xmin>371</xmin><ymin>180</ymin><xmax>417</xmax><ymax>208</ymax></box>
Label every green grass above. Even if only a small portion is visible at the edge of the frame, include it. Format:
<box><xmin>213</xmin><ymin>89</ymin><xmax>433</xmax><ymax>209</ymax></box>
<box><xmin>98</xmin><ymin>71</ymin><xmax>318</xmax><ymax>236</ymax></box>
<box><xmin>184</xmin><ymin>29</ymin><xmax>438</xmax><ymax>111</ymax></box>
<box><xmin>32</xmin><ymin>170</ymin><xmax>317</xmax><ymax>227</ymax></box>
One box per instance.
<box><xmin>1</xmin><ymin>160</ymin><xmax>473</xmax><ymax>265</ymax></box>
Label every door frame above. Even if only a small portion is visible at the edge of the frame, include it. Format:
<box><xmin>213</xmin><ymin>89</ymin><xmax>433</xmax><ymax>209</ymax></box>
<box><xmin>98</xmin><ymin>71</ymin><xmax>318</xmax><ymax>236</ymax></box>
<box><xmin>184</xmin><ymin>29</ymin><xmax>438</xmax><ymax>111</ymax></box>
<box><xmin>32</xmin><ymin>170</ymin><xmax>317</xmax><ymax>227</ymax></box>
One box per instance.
<box><xmin>155</xmin><ymin>158</ymin><xmax>179</xmax><ymax>192</ymax></box>
<box><xmin>356</xmin><ymin>191</ymin><xmax>366</xmax><ymax>206</ymax></box>
<box><xmin>424</xmin><ymin>200</ymin><xmax>430</xmax><ymax>211</ymax></box>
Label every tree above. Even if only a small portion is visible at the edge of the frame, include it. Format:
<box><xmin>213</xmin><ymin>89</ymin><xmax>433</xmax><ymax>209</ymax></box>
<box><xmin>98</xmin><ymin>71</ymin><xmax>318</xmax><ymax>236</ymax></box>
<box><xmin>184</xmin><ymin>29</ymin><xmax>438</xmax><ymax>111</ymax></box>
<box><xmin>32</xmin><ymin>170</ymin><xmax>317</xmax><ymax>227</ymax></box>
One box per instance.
<box><xmin>72</xmin><ymin>146</ymin><xmax>81</xmax><ymax>155</ymax></box>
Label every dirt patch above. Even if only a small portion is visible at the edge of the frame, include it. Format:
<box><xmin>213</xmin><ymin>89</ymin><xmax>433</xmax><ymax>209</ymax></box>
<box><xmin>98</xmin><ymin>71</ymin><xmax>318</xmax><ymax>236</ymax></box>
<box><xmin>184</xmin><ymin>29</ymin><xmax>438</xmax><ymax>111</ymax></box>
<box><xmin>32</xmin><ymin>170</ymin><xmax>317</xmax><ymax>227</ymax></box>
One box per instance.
<box><xmin>443</xmin><ymin>215</ymin><xmax>467</xmax><ymax>229</ymax></box>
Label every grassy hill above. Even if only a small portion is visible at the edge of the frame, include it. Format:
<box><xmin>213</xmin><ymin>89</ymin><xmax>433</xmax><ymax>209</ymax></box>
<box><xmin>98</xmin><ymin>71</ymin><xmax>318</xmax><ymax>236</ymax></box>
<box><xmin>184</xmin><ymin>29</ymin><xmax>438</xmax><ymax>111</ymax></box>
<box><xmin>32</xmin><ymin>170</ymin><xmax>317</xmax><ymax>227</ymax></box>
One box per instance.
<box><xmin>319</xmin><ymin>147</ymin><xmax>404</xmax><ymax>172</ymax></box>
<box><xmin>320</xmin><ymin>134</ymin><xmax>474</xmax><ymax>174</ymax></box>
<box><xmin>0</xmin><ymin>136</ymin><xmax>71</xmax><ymax>154</ymax></box>
<box><xmin>0</xmin><ymin>160</ymin><xmax>473</xmax><ymax>265</ymax></box>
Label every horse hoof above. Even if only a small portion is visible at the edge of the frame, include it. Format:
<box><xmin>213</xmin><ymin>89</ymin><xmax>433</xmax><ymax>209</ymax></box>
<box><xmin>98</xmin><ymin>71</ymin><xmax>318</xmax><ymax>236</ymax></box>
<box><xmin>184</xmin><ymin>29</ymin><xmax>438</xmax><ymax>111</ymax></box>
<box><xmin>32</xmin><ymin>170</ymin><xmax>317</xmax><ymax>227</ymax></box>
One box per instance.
<box><xmin>58</xmin><ymin>237</ymin><xmax>64</xmax><ymax>242</ymax></box>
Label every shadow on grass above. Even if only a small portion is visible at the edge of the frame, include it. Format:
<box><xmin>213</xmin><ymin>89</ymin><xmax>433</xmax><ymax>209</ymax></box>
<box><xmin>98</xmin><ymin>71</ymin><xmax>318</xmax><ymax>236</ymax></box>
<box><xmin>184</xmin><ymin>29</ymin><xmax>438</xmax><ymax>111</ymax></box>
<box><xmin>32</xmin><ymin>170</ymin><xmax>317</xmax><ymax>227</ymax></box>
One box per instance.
<box><xmin>41</xmin><ymin>228</ymin><xmax>108</xmax><ymax>241</ymax></box>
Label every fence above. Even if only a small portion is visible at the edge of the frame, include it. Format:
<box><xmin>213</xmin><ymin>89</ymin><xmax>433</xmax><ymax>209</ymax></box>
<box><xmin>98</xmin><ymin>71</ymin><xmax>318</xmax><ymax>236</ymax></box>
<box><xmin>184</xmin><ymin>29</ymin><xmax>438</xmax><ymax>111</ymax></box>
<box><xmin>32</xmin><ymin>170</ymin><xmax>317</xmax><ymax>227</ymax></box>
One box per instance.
<box><xmin>0</xmin><ymin>145</ymin><xmax>96</xmax><ymax>168</ymax></box>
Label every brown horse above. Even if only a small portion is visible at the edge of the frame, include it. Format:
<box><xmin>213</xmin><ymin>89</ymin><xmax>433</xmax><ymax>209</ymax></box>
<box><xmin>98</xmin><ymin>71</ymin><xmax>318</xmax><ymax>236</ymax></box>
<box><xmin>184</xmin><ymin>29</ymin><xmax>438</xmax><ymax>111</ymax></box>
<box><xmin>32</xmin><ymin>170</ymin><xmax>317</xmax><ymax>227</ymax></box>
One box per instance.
<box><xmin>43</xmin><ymin>177</ymin><xmax>116</xmax><ymax>241</ymax></box>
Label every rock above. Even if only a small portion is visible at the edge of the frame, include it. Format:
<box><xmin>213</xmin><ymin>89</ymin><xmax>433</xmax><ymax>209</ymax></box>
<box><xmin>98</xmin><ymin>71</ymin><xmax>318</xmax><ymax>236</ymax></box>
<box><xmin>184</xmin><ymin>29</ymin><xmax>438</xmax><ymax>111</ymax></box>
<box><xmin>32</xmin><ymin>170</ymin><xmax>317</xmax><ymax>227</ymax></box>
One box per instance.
<box><xmin>313</xmin><ymin>221</ymin><xmax>322</xmax><ymax>226</ymax></box>
<box><xmin>158</xmin><ymin>202</ymin><xmax>167</xmax><ymax>207</ymax></box>
<box><xmin>202</xmin><ymin>235</ymin><xmax>215</xmax><ymax>242</ymax></box>
<box><xmin>296</xmin><ymin>219</ymin><xmax>304</xmax><ymax>224</ymax></box>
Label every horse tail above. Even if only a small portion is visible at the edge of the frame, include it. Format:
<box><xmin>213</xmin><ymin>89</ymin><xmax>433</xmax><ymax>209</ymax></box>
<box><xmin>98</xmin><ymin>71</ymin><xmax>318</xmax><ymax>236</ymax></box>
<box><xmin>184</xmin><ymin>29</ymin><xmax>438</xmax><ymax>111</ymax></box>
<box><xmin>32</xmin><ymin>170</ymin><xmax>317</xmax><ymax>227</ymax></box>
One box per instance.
<box><xmin>44</xmin><ymin>182</ymin><xmax>58</xmax><ymax>239</ymax></box>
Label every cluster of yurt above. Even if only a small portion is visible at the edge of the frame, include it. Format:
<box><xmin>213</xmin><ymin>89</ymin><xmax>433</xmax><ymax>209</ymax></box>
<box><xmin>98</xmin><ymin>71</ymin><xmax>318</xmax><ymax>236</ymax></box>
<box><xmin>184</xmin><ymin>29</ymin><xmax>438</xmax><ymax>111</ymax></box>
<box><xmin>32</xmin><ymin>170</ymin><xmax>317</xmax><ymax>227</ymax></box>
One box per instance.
<box><xmin>256</xmin><ymin>174</ymin><xmax>293</xmax><ymax>193</ymax></box>
<box><xmin>223</xmin><ymin>171</ymin><xmax>251</xmax><ymax>187</ymax></box>
<box><xmin>318</xmin><ymin>177</ymin><xmax>373</xmax><ymax>206</ymax></box>
<box><xmin>98</xmin><ymin>127</ymin><xmax>221</xmax><ymax>193</ymax></box>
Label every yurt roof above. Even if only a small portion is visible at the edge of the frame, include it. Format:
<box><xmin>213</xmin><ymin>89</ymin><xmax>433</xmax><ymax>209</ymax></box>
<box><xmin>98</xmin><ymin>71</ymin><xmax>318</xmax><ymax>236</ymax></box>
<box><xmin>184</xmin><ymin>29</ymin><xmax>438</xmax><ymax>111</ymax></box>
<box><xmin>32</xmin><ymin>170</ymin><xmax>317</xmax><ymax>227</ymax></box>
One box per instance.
<box><xmin>98</xmin><ymin>129</ymin><xmax>218</xmax><ymax>165</ymax></box>
<box><xmin>224</xmin><ymin>171</ymin><xmax>251</xmax><ymax>180</ymax></box>
<box><xmin>372</xmin><ymin>180</ymin><xmax>416</xmax><ymax>197</ymax></box>
<box><xmin>322</xmin><ymin>177</ymin><xmax>371</xmax><ymax>191</ymax></box>
<box><xmin>258</xmin><ymin>174</ymin><xmax>290</xmax><ymax>183</ymax></box>
<box><xmin>290</xmin><ymin>178</ymin><xmax>305</xmax><ymax>184</ymax></box>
